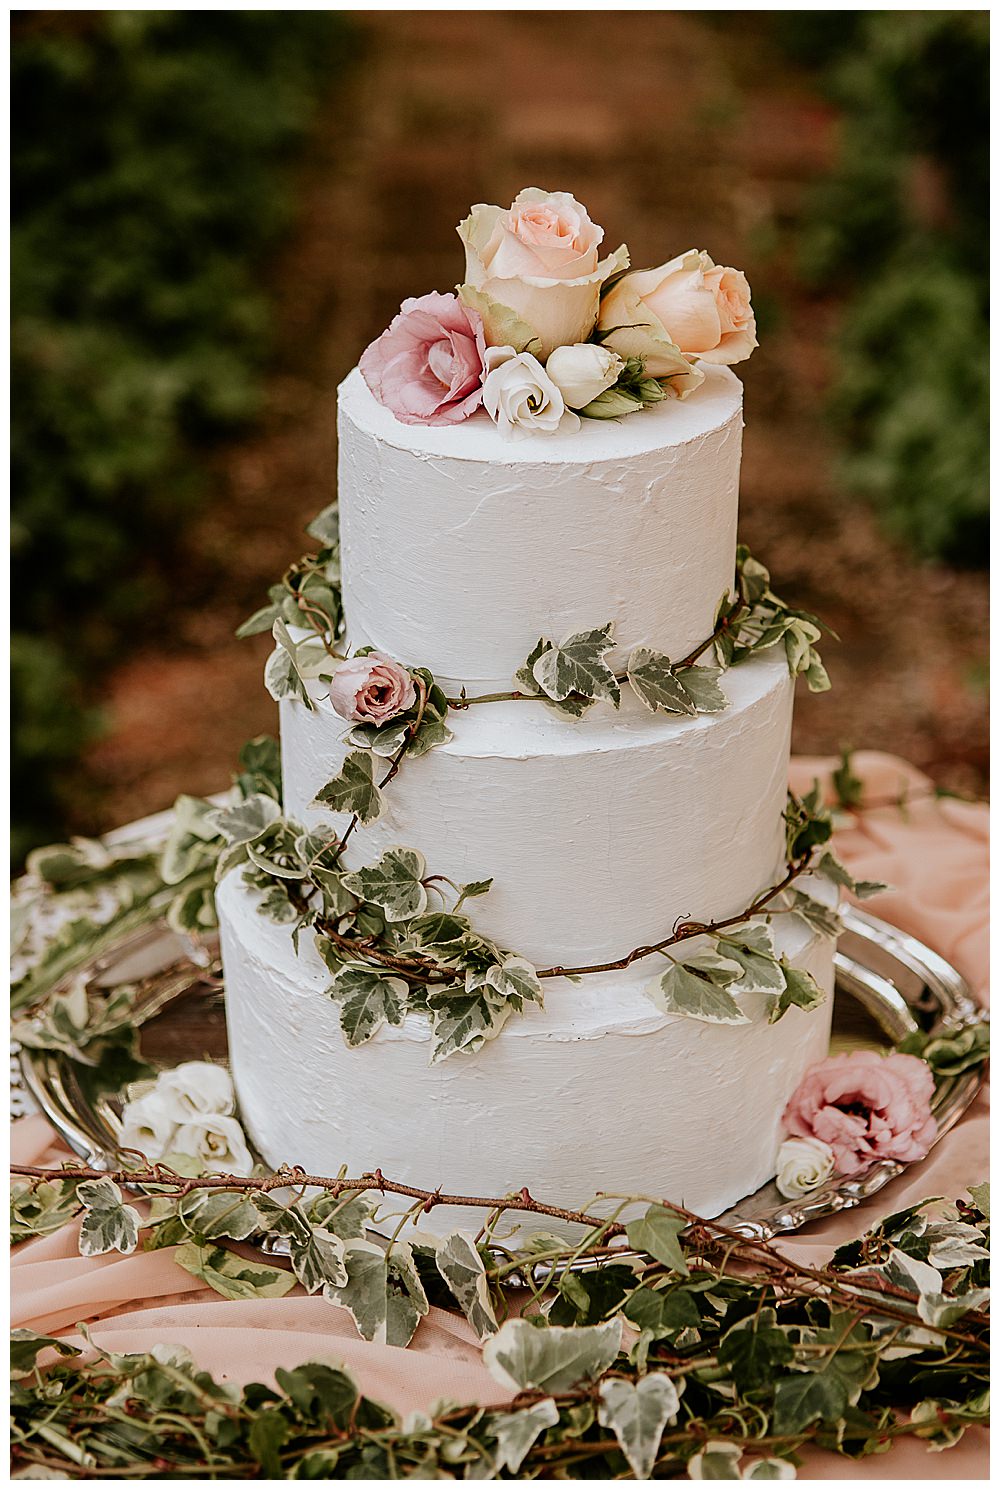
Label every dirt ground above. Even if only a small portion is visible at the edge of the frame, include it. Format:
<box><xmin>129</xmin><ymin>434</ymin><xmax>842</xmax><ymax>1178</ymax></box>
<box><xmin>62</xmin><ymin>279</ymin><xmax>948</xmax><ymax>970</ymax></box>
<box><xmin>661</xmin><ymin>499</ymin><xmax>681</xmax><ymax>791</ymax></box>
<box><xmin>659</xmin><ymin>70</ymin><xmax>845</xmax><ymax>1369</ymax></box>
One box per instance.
<box><xmin>84</xmin><ymin>11</ymin><xmax>988</xmax><ymax>829</ymax></box>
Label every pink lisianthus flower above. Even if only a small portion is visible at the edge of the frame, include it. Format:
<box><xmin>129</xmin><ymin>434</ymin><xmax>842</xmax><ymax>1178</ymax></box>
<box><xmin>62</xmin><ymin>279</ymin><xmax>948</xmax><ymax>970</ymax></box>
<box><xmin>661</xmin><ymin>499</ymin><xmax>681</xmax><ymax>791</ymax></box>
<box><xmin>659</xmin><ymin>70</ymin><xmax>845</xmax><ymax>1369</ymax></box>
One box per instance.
<box><xmin>782</xmin><ymin>1051</ymin><xmax>937</xmax><ymax>1177</ymax></box>
<box><xmin>328</xmin><ymin>651</ymin><xmax>416</xmax><ymax>726</ymax></box>
<box><xmin>359</xmin><ymin>291</ymin><xmax>486</xmax><ymax>426</ymax></box>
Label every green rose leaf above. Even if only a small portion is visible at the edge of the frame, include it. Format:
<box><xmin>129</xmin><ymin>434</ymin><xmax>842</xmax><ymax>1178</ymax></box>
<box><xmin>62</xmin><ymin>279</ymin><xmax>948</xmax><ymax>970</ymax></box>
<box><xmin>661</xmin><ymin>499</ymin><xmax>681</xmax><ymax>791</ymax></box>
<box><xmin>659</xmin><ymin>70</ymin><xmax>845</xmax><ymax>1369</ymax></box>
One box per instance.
<box><xmin>597</xmin><ymin>1373</ymin><xmax>681</xmax><ymax>1480</ymax></box>
<box><xmin>313</xmin><ymin>751</ymin><xmax>384</xmax><ymax>825</ymax></box>
<box><xmin>435</xmin><ymin>1232</ymin><xmax>498</xmax><ymax>1340</ymax></box>
<box><xmin>532</xmin><ymin>623</ymin><xmax>621</xmax><ymax>707</ymax></box>
<box><xmin>483</xmin><ymin>1317</ymin><xmax>622</xmax><ymax>1394</ymax></box>
<box><xmin>325</xmin><ymin>1238</ymin><xmax>428</xmax><ymax>1347</ymax></box>
<box><xmin>769</xmin><ymin>960</ymin><xmax>827</xmax><ymax>1024</ymax></box>
<box><xmin>625</xmin><ymin>1205</ymin><xmax>689</xmax><ymax>1276</ymax></box>
<box><xmin>341</xmin><ymin>844</ymin><xmax>428</xmax><ymax>921</ymax></box>
<box><xmin>488</xmin><ymin>1398</ymin><xmax>560</xmax><ymax>1473</ymax></box>
<box><xmin>326</xmin><ymin>964</ymin><xmax>409</xmax><ymax>1047</ymax></box>
<box><xmin>648</xmin><ymin>957</ymin><xmax>750</xmax><ymax>1026</ymax></box>
<box><xmin>78</xmin><ymin>1177</ymin><xmax>141</xmax><ymax>1257</ymax></box>
<box><xmin>627</xmin><ymin>647</ymin><xmax>697</xmax><ymax>716</ymax></box>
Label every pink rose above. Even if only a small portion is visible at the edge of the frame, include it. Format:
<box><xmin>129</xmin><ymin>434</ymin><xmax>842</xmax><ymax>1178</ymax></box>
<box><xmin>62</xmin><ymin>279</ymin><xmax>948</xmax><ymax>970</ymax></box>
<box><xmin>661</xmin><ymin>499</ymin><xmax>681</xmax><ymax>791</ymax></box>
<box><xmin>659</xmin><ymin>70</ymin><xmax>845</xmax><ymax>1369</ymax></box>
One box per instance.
<box><xmin>458</xmin><ymin>188</ymin><xmax>628</xmax><ymax>357</ymax></box>
<box><xmin>359</xmin><ymin>291</ymin><xmax>486</xmax><ymax>426</ymax></box>
<box><xmin>782</xmin><ymin>1051</ymin><xmax>937</xmax><ymax>1178</ymax></box>
<box><xmin>598</xmin><ymin>249</ymin><xmax>757</xmax><ymax>379</ymax></box>
<box><xmin>328</xmin><ymin>651</ymin><xmax>416</xmax><ymax>725</ymax></box>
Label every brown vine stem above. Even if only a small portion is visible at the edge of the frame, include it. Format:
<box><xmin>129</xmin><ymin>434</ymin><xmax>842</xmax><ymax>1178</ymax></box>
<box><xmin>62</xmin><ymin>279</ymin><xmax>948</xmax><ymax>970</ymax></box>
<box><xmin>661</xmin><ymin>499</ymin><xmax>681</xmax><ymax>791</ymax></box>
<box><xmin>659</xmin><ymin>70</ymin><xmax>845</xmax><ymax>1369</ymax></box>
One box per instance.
<box><xmin>443</xmin><ymin>594</ymin><xmax>747</xmax><ymax>711</ymax></box>
<box><xmin>11</xmin><ymin>1159</ymin><xmax>987</xmax><ymax>1347</ymax></box>
<box><xmin>313</xmin><ymin>853</ymin><xmax>812</xmax><ymax>987</ymax></box>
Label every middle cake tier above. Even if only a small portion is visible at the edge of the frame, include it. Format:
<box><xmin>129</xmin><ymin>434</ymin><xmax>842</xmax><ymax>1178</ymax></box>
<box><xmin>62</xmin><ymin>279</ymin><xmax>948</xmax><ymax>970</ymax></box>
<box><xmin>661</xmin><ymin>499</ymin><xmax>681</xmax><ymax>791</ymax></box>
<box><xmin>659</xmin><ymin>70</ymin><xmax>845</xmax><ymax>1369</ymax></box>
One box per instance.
<box><xmin>281</xmin><ymin>647</ymin><xmax>794</xmax><ymax>969</ymax></box>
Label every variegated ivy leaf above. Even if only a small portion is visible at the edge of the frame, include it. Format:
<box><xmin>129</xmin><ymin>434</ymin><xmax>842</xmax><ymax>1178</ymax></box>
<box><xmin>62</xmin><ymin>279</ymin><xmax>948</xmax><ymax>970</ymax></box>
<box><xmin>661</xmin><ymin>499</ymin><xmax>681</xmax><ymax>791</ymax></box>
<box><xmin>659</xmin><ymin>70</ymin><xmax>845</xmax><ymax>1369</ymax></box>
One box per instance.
<box><xmin>647</xmin><ymin>956</ymin><xmax>750</xmax><ymax>1026</ymax></box>
<box><xmin>341</xmin><ymin>845</ymin><xmax>428</xmax><ymax>921</ymax></box>
<box><xmin>488</xmin><ymin>1398</ymin><xmax>560</xmax><ymax>1473</ymax></box>
<box><xmin>737</xmin><ymin>546</ymin><xmax>772</xmax><ymax>606</ymax></box>
<box><xmin>514</xmin><ymin>638</ymin><xmax>593</xmax><ymax>717</ymax></box>
<box><xmin>11</xmin><ymin>1329</ymin><xmax>82</xmax><ymax>1379</ymax></box>
<box><xmin>306</xmin><ymin>501</ymin><xmax>340</xmax><ymax>546</ymax></box>
<box><xmin>922</xmin><ymin>1220</ymin><xmax>990</xmax><ymax>1269</ymax></box>
<box><xmin>435</xmin><ymin>1232</ymin><xmax>498</xmax><ymax>1340</ymax></box>
<box><xmin>78</xmin><ymin>1178</ymin><xmax>141</xmax><ymax>1257</ymax></box>
<box><xmin>326</xmin><ymin>965</ymin><xmax>409</xmax><ymax>1047</ymax></box>
<box><xmin>717</xmin><ymin>923</ymin><xmax>786</xmax><ymax>994</ymax></box>
<box><xmin>597</xmin><ymin>1373</ymin><xmax>681</xmax><ymax>1480</ymax></box>
<box><xmin>246</xmin><ymin>838</ymin><xmax>309</xmax><ymax>880</ymax></box>
<box><xmin>325</xmin><ymin>1238</ymin><xmax>429</xmax><ymax>1347</ymax></box>
<box><xmin>313</xmin><ymin>751</ymin><xmax>383</xmax><ymax>825</ymax></box>
<box><xmin>783</xmin><ymin>617</ymin><xmax>822</xmax><ymax>675</ymax></box>
<box><xmin>174</xmin><ymin>1241</ymin><xmax>296</xmax><ymax>1301</ymax></box>
<box><xmin>804</xmin><ymin>653</ymin><xmax>831</xmax><ymax>693</ymax></box>
<box><xmin>787</xmin><ymin>888</ymin><xmax>844</xmax><ymax>939</ymax></box>
<box><xmin>455</xmin><ymin>877</ymin><xmax>493</xmax><ymax>908</ymax></box>
<box><xmin>265</xmin><ymin>618</ymin><xmax>321</xmax><ymax>708</ymax></box>
<box><xmin>768</xmin><ymin>960</ymin><xmax>827</xmax><ymax>1024</ymax></box>
<box><xmin>429</xmin><ymin>989</ymin><xmax>512</xmax><ymax>1063</ymax></box>
<box><xmin>675</xmin><ymin>664</ymin><xmax>728</xmax><ymax>713</ymax></box>
<box><xmin>483</xmin><ymin>1317</ymin><xmax>622</xmax><ymax>1393</ymax></box>
<box><xmin>485</xmin><ymin>955</ymin><xmax>544</xmax><ymax>1008</ymax></box>
<box><xmin>290</xmin><ymin>1227</ymin><xmax>349</xmax><ymax>1294</ymax></box>
<box><xmin>206</xmin><ymin>793</ymin><xmax>282</xmax><ymax>847</ymax></box>
<box><xmin>532</xmin><ymin>622</ymin><xmax>621</xmax><ymax>707</ymax></box>
<box><xmin>177</xmin><ymin>1188</ymin><xmax>261</xmax><ymax>1242</ymax></box>
<box><xmin>815</xmin><ymin>850</ymin><xmax>887</xmax><ymax>900</ymax></box>
<box><xmin>627</xmin><ymin>647</ymin><xmax>697</xmax><ymax>716</ymax></box>
<box><xmin>346</xmin><ymin>710</ymin><xmax>453</xmax><ymax>760</ymax></box>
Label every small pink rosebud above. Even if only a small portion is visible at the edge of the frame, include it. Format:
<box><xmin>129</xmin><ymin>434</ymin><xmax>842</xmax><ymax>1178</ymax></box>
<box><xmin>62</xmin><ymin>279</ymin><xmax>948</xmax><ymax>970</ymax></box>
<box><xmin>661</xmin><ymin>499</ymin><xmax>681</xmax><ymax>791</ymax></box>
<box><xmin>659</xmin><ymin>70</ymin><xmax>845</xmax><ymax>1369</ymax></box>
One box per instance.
<box><xmin>328</xmin><ymin>651</ymin><xmax>416</xmax><ymax>726</ymax></box>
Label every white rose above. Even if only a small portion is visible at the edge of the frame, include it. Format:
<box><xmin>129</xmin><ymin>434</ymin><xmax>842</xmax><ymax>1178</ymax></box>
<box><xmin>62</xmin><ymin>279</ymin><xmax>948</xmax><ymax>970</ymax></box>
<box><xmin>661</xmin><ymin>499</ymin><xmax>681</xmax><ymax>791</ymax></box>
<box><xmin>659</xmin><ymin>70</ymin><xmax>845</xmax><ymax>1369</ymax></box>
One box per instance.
<box><xmin>544</xmin><ymin>343</ymin><xmax>624</xmax><ymax>409</ymax></box>
<box><xmin>156</xmin><ymin>1061</ymin><xmax>235</xmax><ymax>1121</ymax></box>
<box><xmin>481</xmin><ymin>345</ymin><xmax>580</xmax><ymax>438</ymax></box>
<box><xmin>458</xmin><ymin>187</ymin><xmax>628</xmax><ymax>358</ymax></box>
<box><xmin>120</xmin><ymin>1089</ymin><xmax>178</xmax><ymax>1163</ymax></box>
<box><xmin>174</xmin><ymin>1113</ymin><xmax>254</xmax><ymax>1176</ymax></box>
<box><xmin>775</xmin><ymin>1136</ymin><xmax>835</xmax><ymax>1200</ymax></box>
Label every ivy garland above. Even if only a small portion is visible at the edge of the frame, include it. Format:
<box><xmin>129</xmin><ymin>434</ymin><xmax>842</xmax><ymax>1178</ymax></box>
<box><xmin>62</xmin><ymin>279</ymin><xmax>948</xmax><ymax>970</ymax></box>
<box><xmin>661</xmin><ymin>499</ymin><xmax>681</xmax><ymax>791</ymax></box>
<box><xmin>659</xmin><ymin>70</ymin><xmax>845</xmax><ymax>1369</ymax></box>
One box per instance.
<box><xmin>10</xmin><ymin>1168</ymin><xmax>991</xmax><ymax>1478</ymax></box>
<box><xmin>238</xmin><ymin>505</ymin><xmax>833</xmax><ymax>729</ymax></box>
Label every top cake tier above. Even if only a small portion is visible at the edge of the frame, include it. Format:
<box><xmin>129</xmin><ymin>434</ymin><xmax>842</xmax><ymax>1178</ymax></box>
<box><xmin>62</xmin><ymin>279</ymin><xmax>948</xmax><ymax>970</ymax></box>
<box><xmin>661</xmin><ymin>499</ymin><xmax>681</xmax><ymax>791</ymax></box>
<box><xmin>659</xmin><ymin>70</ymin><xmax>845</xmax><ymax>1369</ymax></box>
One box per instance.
<box><xmin>338</xmin><ymin>364</ymin><xmax>743</xmax><ymax>692</ymax></box>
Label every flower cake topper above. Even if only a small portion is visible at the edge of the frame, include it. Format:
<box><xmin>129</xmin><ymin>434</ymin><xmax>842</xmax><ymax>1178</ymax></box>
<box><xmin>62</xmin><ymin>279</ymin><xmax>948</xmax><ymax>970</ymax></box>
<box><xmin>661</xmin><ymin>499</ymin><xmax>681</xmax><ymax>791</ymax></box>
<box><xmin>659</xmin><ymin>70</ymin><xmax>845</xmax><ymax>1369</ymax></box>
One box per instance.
<box><xmin>359</xmin><ymin>186</ymin><xmax>757</xmax><ymax>435</ymax></box>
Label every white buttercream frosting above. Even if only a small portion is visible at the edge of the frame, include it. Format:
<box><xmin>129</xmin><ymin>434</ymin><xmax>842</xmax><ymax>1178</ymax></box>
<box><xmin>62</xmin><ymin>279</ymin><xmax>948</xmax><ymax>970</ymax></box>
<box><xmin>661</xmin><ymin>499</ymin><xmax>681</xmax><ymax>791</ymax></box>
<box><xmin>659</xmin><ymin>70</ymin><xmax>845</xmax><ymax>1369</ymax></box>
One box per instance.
<box><xmin>338</xmin><ymin>364</ymin><xmax>743</xmax><ymax>691</ymax></box>
<box><xmin>282</xmin><ymin>649</ymin><xmax>794</xmax><ymax>968</ymax></box>
<box><xmin>218</xmin><ymin>869</ymin><xmax>835</xmax><ymax>1226</ymax></box>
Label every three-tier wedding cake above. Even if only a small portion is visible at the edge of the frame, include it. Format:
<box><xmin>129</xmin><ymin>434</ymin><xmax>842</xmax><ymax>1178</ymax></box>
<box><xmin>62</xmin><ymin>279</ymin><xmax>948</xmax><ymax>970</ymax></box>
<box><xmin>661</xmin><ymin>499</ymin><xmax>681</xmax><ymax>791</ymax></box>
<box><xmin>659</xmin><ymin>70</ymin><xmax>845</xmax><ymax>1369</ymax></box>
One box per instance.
<box><xmin>217</xmin><ymin>189</ymin><xmax>838</xmax><ymax>1221</ymax></box>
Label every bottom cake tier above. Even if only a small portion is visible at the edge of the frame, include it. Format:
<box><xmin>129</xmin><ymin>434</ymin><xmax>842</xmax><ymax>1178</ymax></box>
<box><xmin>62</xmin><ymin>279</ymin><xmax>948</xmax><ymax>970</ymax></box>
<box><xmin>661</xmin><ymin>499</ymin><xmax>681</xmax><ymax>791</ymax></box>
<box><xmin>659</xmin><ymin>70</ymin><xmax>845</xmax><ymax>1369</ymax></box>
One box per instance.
<box><xmin>217</xmin><ymin>871</ymin><xmax>836</xmax><ymax>1228</ymax></box>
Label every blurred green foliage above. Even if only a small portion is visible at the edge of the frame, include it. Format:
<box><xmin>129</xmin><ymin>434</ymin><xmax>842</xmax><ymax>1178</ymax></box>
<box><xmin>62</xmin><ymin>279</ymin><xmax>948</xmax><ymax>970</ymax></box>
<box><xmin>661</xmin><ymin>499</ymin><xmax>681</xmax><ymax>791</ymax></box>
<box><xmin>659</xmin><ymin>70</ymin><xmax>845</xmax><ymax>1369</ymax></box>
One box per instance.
<box><xmin>778</xmin><ymin>11</ymin><xmax>987</xmax><ymax>564</ymax></box>
<box><xmin>11</xmin><ymin>10</ymin><xmax>355</xmax><ymax>862</ymax></box>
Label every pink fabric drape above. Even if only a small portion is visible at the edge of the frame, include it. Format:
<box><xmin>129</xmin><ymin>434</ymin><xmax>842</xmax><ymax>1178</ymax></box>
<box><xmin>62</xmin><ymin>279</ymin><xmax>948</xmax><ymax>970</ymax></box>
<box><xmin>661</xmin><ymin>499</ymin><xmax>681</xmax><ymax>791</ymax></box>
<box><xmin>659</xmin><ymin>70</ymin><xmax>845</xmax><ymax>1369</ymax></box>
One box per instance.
<box><xmin>11</xmin><ymin>753</ymin><xmax>989</xmax><ymax>1477</ymax></box>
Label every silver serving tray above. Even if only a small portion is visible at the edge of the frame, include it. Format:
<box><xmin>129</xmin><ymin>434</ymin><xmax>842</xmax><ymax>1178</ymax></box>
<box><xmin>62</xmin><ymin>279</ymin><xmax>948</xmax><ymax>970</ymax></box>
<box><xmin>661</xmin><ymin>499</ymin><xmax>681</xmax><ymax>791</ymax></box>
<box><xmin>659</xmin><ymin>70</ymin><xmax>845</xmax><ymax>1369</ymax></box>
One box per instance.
<box><xmin>18</xmin><ymin>908</ymin><xmax>987</xmax><ymax>1268</ymax></box>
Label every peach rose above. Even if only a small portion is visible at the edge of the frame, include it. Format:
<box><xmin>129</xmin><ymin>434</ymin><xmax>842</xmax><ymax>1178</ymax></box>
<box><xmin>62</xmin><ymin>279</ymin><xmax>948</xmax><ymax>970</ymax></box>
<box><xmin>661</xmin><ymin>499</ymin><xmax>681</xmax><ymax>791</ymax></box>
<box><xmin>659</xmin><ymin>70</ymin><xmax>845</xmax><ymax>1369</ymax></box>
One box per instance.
<box><xmin>598</xmin><ymin>250</ymin><xmax>757</xmax><ymax>388</ymax></box>
<box><xmin>458</xmin><ymin>187</ymin><xmax>628</xmax><ymax>358</ymax></box>
<box><xmin>328</xmin><ymin>652</ymin><xmax>416</xmax><ymax>725</ymax></box>
<box><xmin>782</xmin><ymin>1051</ymin><xmax>937</xmax><ymax>1178</ymax></box>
